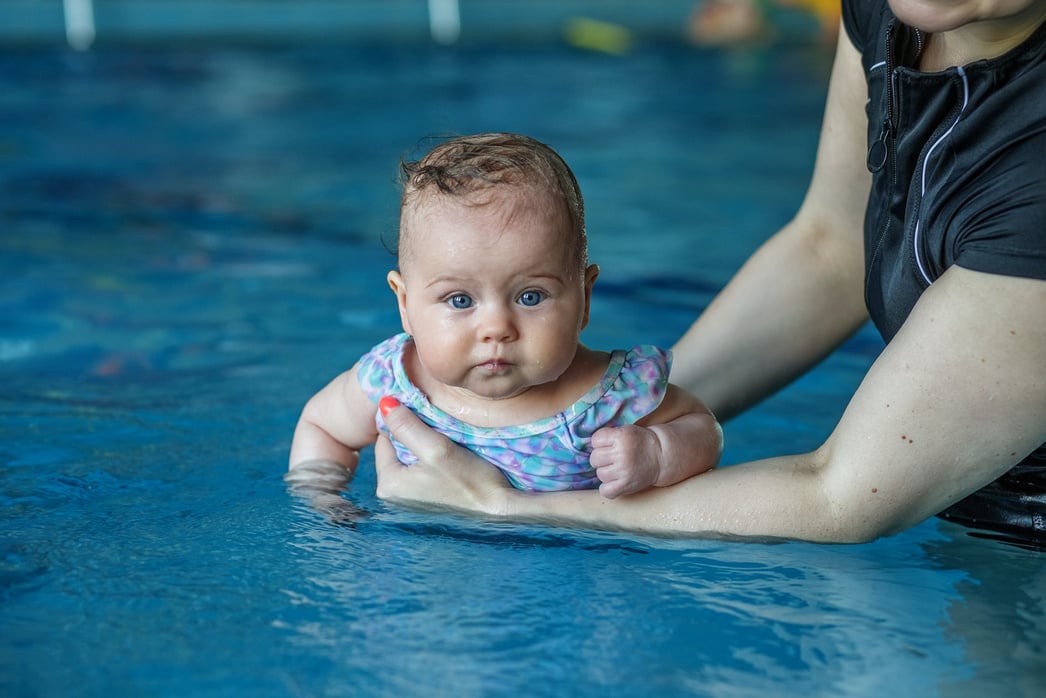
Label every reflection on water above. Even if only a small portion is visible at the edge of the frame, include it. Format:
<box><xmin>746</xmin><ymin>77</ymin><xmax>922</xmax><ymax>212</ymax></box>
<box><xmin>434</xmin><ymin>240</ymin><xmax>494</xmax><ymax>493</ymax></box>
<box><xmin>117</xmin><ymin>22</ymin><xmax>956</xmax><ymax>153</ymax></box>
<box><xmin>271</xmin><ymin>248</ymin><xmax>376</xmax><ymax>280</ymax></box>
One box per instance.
<box><xmin>926</xmin><ymin>532</ymin><xmax>1046</xmax><ymax>694</ymax></box>
<box><xmin>279</xmin><ymin>497</ymin><xmax>986</xmax><ymax>697</ymax></box>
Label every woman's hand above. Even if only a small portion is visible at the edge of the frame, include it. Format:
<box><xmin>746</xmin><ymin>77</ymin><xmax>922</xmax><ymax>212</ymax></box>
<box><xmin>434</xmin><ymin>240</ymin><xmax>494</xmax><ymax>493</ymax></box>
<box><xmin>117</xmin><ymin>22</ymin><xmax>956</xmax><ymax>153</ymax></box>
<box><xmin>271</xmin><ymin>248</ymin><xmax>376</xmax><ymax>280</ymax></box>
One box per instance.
<box><xmin>373</xmin><ymin>398</ymin><xmax>514</xmax><ymax>515</ymax></box>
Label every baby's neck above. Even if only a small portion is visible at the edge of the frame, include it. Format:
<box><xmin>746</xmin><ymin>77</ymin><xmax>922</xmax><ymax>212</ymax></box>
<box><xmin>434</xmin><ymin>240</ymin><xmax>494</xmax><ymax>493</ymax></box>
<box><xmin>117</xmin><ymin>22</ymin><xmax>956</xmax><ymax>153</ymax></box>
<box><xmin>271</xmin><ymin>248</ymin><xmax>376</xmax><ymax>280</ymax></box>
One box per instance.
<box><xmin>433</xmin><ymin>387</ymin><xmax>554</xmax><ymax>428</ymax></box>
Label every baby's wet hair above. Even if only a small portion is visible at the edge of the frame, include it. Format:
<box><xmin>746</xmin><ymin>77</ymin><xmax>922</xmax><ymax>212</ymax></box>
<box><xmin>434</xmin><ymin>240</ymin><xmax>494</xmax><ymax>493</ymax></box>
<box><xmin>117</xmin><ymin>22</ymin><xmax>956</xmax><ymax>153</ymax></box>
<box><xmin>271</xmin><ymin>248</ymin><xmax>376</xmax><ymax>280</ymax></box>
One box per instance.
<box><xmin>395</xmin><ymin>132</ymin><xmax>587</xmax><ymax>271</ymax></box>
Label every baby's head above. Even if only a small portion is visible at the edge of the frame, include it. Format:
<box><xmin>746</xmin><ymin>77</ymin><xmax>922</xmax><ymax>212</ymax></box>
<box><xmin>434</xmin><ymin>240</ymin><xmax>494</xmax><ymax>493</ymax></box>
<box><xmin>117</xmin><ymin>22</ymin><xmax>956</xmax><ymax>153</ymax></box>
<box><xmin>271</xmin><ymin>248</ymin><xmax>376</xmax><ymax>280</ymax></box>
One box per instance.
<box><xmin>388</xmin><ymin>133</ymin><xmax>599</xmax><ymax>402</ymax></box>
<box><xmin>396</xmin><ymin>132</ymin><xmax>587</xmax><ymax>276</ymax></box>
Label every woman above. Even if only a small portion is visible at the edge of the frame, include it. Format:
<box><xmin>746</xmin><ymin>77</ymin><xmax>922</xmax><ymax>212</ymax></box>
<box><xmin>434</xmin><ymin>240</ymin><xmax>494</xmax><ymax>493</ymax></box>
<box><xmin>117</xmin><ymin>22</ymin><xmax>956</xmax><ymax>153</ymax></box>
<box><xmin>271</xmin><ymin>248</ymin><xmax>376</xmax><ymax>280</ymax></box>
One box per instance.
<box><xmin>372</xmin><ymin>0</ymin><xmax>1046</xmax><ymax>547</ymax></box>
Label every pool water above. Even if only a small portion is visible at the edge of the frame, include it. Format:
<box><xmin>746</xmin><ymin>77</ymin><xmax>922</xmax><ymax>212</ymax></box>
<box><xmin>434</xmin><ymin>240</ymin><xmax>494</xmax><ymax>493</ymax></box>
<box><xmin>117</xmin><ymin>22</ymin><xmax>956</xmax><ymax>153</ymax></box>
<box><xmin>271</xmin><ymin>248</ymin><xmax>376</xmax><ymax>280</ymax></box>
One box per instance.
<box><xmin>2</xmin><ymin>38</ymin><xmax>1044</xmax><ymax>697</ymax></box>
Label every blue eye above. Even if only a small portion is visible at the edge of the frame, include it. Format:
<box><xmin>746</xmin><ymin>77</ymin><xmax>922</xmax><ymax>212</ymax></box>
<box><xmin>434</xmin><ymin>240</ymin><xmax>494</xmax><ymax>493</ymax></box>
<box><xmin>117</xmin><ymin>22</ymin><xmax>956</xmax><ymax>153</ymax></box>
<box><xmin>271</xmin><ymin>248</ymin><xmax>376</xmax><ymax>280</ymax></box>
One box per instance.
<box><xmin>518</xmin><ymin>290</ymin><xmax>544</xmax><ymax>307</ymax></box>
<box><xmin>448</xmin><ymin>294</ymin><xmax>473</xmax><ymax>309</ymax></box>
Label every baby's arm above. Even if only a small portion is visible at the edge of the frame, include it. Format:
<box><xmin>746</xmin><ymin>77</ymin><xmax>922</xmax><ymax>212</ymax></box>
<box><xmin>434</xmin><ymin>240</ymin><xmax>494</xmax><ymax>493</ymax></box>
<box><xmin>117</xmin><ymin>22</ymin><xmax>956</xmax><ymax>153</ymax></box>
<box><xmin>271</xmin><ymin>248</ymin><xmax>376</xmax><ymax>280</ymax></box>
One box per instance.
<box><xmin>589</xmin><ymin>384</ymin><xmax>722</xmax><ymax>499</ymax></box>
<box><xmin>287</xmin><ymin>365</ymin><xmax>381</xmax><ymax>500</ymax></box>
<box><xmin>289</xmin><ymin>364</ymin><xmax>381</xmax><ymax>472</ymax></box>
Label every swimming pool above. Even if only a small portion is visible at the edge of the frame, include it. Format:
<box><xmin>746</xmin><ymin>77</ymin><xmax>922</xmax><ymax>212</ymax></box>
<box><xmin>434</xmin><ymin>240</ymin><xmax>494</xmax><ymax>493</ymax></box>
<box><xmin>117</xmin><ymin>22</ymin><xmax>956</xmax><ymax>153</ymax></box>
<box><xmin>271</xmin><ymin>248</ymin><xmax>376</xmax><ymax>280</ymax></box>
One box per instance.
<box><xmin>2</xmin><ymin>35</ymin><xmax>1043</xmax><ymax>698</ymax></box>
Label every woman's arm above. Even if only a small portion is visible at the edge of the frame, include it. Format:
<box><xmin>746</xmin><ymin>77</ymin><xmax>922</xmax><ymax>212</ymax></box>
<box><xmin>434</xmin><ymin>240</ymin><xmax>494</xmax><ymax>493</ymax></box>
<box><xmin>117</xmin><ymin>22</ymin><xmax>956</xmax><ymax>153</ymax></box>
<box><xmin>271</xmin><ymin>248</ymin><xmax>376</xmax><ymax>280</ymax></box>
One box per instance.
<box><xmin>375</xmin><ymin>267</ymin><xmax>1046</xmax><ymax>542</ymax></box>
<box><xmin>671</xmin><ymin>23</ymin><xmax>872</xmax><ymax>420</ymax></box>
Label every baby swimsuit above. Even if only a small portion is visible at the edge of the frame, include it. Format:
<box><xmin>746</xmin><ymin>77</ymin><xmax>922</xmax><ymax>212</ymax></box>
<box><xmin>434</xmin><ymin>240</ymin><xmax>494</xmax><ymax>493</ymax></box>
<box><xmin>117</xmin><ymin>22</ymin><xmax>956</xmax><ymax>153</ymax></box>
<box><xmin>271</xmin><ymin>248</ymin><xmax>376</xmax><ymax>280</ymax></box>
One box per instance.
<box><xmin>356</xmin><ymin>332</ymin><xmax>671</xmax><ymax>491</ymax></box>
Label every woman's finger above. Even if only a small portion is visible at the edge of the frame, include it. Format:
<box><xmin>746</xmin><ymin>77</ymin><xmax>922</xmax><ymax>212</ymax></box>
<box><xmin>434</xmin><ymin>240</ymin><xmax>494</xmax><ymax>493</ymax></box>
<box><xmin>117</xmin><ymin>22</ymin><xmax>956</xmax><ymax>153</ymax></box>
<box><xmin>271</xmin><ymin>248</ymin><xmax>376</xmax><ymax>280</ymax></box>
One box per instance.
<box><xmin>381</xmin><ymin>397</ymin><xmax>461</xmax><ymax>463</ymax></box>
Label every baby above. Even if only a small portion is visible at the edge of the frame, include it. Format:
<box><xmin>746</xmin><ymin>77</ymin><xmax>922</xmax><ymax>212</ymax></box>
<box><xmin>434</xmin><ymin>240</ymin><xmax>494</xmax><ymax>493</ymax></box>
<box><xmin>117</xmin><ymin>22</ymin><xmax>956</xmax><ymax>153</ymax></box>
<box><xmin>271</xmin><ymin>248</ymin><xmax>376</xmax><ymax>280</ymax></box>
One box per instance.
<box><xmin>289</xmin><ymin>132</ymin><xmax>721</xmax><ymax>500</ymax></box>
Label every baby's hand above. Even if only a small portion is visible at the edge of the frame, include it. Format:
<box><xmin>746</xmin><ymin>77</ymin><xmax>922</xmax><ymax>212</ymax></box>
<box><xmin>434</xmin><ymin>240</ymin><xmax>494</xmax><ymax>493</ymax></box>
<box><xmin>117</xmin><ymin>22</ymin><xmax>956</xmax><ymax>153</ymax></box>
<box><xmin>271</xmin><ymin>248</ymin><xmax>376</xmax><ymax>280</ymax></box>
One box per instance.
<box><xmin>589</xmin><ymin>425</ymin><xmax>663</xmax><ymax>499</ymax></box>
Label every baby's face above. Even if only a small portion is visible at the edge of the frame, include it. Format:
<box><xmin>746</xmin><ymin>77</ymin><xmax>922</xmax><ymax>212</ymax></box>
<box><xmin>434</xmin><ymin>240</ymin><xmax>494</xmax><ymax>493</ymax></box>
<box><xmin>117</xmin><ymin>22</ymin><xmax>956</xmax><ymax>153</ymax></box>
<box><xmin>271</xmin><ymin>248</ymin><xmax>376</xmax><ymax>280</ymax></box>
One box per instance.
<box><xmin>389</xmin><ymin>186</ymin><xmax>595</xmax><ymax>402</ymax></box>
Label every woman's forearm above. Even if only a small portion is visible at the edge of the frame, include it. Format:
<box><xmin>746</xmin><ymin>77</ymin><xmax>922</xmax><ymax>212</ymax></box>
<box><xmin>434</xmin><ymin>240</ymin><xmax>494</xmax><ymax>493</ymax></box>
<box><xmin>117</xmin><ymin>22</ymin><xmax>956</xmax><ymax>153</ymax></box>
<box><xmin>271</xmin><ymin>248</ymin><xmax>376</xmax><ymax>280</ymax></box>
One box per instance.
<box><xmin>671</xmin><ymin>29</ymin><xmax>872</xmax><ymax>420</ymax></box>
<box><xmin>371</xmin><ymin>394</ymin><xmax>861</xmax><ymax>541</ymax></box>
<box><xmin>670</xmin><ymin>217</ymin><xmax>868</xmax><ymax>421</ymax></box>
<box><xmin>491</xmin><ymin>450</ymin><xmax>879</xmax><ymax>543</ymax></box>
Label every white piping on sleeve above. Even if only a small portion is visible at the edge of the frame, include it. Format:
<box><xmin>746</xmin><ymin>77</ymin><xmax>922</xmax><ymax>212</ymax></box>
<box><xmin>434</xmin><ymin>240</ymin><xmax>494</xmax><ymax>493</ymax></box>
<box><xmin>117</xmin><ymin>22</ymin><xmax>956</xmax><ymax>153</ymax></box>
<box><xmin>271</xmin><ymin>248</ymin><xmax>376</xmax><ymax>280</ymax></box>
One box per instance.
<box><xmin>914</xmin><ymin>66</ymin><xmax>970</xmax><ymax>285</ymax></box>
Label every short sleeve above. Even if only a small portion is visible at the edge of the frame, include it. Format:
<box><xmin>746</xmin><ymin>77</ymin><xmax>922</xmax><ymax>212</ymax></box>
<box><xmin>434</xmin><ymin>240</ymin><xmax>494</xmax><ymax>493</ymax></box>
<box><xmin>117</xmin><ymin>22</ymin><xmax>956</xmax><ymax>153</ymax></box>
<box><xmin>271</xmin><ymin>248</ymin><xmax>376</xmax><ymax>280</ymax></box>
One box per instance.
<box><xmin>952</xmin><ymin>155</ymin><xmax>1046</xmax><ymax>280</ymax></box>
<box><xmin>612</xmin><ymin>345</ymin><xmax>672</xmax><ymax>423</ymax></box>
<box><xmin>355</xmin><ymin>332</ymin><xmax>410</xmax><ymax>406</ymax></box>
<box><xmin>569</xmin><ymin>345</ymin><xmax>672</xmax><ymax>439</ymax></box>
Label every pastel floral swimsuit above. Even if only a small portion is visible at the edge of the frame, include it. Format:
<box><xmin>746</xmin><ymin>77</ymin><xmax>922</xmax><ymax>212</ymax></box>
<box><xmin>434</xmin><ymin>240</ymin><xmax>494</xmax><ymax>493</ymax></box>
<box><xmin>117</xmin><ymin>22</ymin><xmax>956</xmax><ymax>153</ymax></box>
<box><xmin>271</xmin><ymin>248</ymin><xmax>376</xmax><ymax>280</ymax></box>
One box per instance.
<box><xmin>356</xmin><ymin>332</ymin><xmax>672</xmax><ymax>491</ymax></box>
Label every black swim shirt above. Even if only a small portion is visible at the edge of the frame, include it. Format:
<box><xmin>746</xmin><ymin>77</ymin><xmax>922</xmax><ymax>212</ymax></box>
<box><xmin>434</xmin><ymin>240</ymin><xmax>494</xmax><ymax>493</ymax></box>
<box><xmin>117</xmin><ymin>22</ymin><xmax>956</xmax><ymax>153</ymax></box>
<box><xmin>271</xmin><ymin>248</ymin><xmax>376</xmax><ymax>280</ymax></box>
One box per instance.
<box><xmin>842</xmin><ymin>0</ymin><xmax>1046</xmax><ymax>548</ymax></box>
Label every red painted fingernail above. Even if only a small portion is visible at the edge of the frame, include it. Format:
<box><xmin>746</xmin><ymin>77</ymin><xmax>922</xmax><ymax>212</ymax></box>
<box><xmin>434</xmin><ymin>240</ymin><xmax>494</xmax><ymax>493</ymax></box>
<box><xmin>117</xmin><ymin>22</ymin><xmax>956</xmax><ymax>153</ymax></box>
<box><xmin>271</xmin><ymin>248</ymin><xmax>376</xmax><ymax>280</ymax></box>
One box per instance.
<box><xmin>378</xmin><ymin>396</ymin><xmax>401</xmax><ymax>417</ymax></box>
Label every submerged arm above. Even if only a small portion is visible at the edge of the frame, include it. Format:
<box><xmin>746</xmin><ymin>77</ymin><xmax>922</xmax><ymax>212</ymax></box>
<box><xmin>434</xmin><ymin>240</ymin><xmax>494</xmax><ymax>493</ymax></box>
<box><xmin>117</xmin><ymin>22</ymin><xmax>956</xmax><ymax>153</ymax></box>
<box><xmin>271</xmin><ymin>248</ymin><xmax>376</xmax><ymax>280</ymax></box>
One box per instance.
<box><xmin>288</xmin><ymin>365</ymin><xmax>379</xmax><ymax>473</ymax></box>
<box><xmin>287</xmin><ymin>366</ymin><xmax>379</xmax><ymax>515</ymax></box>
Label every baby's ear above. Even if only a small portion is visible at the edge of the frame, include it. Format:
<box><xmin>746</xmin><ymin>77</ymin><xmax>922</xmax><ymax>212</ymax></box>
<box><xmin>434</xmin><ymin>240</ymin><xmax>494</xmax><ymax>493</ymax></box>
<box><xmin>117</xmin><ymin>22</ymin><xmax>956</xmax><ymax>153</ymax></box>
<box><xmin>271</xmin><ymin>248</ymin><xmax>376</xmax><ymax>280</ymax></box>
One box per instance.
<box><xmin>581</xmin><ymin>263</ymin><xmax>599</xmax><ymax>329</ymax></box>
<box><xmin>387</xmin><ymin>271</ymin><xmax>412</xmax><ymax>334</ymax></box>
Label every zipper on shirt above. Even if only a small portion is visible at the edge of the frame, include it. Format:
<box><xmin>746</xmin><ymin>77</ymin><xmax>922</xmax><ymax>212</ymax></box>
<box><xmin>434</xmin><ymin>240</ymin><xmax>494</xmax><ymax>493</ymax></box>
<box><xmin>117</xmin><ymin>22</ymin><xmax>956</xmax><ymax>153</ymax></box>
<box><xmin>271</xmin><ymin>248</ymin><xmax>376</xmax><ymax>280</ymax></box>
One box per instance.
<box><xmin>866</xmin><ymin>18</ymin><xmax>901</xmax><ymax>300</ymax></box>
<box><xmin>867</xmin><ymin>22</ymin><xmax>924</xmax><ymax>180</ymax></box>
<box><xmin>867</xmin><ymin>21</ymin><xmax>896</xmax><ymax>173</ymax></box>
<box><xmin>864</xmin><ymin>21</ymin><xmax>925</xmax><ymax>306</ymax></box>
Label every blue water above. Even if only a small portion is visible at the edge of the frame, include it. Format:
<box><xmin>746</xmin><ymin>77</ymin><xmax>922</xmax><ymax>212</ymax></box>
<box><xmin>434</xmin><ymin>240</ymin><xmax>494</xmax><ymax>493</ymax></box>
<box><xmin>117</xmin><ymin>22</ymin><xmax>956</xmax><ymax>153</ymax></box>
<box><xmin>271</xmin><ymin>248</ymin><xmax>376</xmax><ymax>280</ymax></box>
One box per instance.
<box><xmin>1</xmin><ymin>38</ymin><xmax>1043</xmax><ymax>697</ymax></box>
